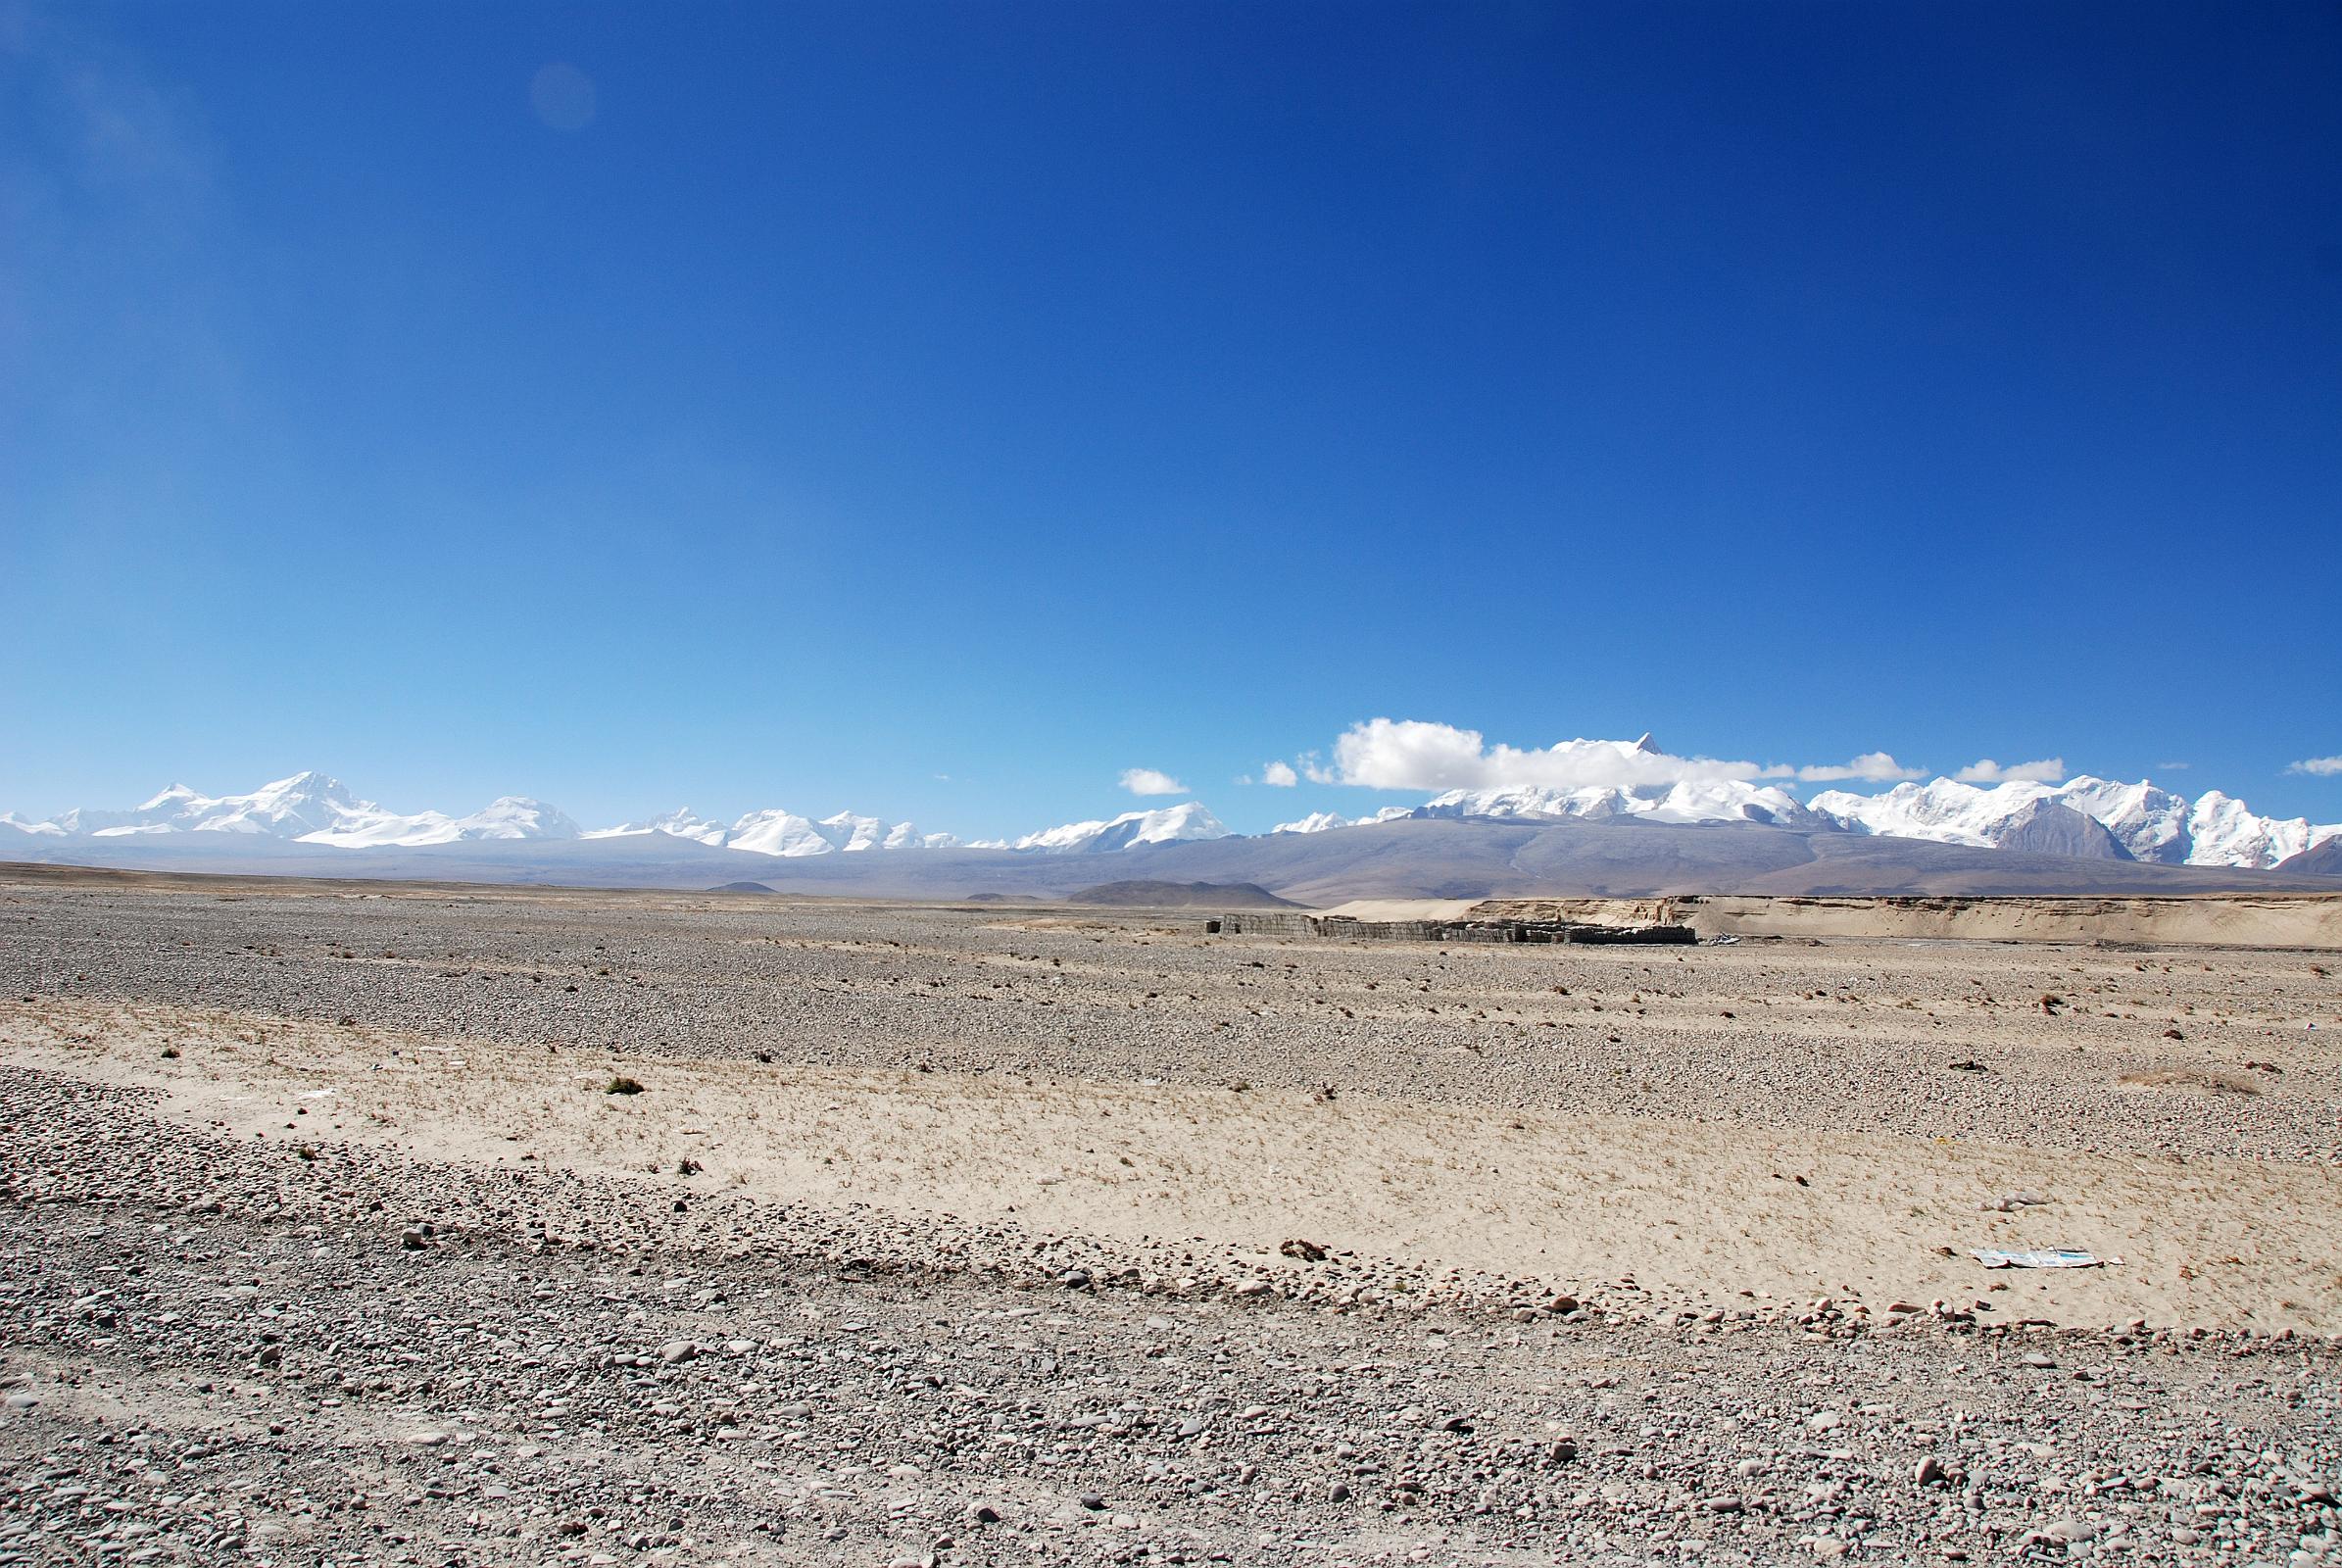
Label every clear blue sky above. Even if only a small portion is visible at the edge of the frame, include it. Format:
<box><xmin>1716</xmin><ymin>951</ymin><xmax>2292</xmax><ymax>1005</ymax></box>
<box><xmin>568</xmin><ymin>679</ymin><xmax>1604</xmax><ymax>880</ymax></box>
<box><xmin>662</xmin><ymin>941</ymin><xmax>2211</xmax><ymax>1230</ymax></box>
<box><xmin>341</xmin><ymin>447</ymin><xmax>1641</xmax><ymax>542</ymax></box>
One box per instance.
<box><xmin>5</xmin><ymin>1</ymin><xmax>2338</xmax><ymax>836</ymax></box>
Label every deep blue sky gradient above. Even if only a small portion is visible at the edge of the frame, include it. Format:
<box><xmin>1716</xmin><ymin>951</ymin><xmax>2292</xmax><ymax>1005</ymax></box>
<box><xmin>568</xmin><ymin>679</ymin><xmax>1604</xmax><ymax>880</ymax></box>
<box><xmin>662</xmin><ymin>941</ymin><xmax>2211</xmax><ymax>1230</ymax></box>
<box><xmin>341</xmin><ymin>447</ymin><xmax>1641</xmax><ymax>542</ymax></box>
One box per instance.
<box><xmin>5</xmin><ymin>1</ymin><xmax>2338</xmax><ymax>834</ymax></box>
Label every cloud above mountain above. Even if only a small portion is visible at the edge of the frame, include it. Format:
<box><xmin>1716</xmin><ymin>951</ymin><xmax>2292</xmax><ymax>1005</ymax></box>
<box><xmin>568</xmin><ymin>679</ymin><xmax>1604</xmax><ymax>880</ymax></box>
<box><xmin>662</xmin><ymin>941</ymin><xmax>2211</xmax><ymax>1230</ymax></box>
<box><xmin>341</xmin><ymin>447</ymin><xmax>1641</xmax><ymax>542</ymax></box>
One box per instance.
<box><xmin>2288</xmin><ymin>756</ymin><xmax>2342</xmax><ymax>777</ymax></box>
<box><xmin>1118</xmin><ymin>767</ymin><xmax>1187</xmax><ymax>796</ymax></box>
<box><xmin>1310</xmin><ymin>718</ymin><xmax>1921</xmax><ymax>793</ymax></box>
<box><xmin>1793</xmin><ymin>753</ymin><xmax>1927</xmax><ymax>784</ymax></box>
<box><xmin>1954</xmin><ymin>758</ymin><xmax>2067</xmax><ymax>784</ymax></box>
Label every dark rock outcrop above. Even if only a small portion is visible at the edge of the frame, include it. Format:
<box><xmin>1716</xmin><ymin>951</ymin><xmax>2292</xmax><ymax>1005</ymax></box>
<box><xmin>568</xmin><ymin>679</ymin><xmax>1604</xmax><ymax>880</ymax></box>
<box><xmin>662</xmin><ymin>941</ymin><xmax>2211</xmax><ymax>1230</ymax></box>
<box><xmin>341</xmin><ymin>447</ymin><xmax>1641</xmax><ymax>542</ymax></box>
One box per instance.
<box><xmin>1987</xmin><ymin>800</ymin><xmax>2132</xmax><ymax>860</ymax></box>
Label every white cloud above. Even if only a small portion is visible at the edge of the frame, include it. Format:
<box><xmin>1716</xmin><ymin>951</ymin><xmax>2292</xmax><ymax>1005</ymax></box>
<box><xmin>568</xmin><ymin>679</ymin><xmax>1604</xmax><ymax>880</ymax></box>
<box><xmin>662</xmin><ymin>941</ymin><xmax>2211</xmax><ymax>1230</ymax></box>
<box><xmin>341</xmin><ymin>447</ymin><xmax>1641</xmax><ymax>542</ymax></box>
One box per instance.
<box><xmin>2155</xmin><ymin>761</ymin><xmax>2190</xmax><ymax>771</ymax></box>
<box><xmin>1325</xmin><ymin>720</ymin><xmax>1713</xmax><ymax>791</ymax></box>
<box><xmin>1793</xmin><ymin>752</ymin><xmax>1924</xmax><ymax>783</ymax></box>
<box><xmin>1118</xmin><ymin>767</ymin><xmax>1187</xmax><ymax>796</ymax></box>
<box><xmin>1953</xmin><ymin>758</ymin><xmax>2067</xmax><ymax>784</ymax></box>
<box><xmin>2287</xmin><ymin>756</ymin><xmax>2342</xmax><ymax>777</ymax></box>
<box><xmin>1258</xmin><ymin>760</ymin><xmax>1298</xmax><ymax>787</ymax></box>
<box><xmin>1315</xmin><ymin>718</ymin><xmax>1915</xmax><ymax>794</ymax></box>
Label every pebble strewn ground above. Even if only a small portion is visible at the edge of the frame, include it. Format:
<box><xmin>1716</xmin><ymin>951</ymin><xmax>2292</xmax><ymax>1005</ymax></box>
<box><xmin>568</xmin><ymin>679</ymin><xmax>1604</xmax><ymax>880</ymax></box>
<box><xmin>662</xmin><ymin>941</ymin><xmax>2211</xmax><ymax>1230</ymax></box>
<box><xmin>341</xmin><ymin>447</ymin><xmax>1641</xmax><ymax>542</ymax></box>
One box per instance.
<box><xmin>4</xmin><ymin>881</ymin><xmax>2335</xmax><ymax>1161</ymax></box>
<box><xmin>5</xmin><ymin>1071</ymin><xmax>2336</xmax><ymax>1568</ymax></box>
<box><xmin>3</xmin><ymin>874</ymin><xmax>2338</xmax><ymax>1564</ymax></box>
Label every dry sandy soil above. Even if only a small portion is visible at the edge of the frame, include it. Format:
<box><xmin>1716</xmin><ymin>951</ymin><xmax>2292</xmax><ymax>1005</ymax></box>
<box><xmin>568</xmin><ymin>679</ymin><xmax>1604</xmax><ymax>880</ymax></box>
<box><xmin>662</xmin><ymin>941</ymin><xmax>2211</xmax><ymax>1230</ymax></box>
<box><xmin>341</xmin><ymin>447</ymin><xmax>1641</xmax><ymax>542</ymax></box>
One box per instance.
<box><xmin>2</xmin><ymin>868</ymin><xmax>2338</xmax><ymax>1566</ymax></box>
<box><xmin>5</xmin><ymin>992</ymin><xmax>2338</xmax><ymax>1335</ymax></box>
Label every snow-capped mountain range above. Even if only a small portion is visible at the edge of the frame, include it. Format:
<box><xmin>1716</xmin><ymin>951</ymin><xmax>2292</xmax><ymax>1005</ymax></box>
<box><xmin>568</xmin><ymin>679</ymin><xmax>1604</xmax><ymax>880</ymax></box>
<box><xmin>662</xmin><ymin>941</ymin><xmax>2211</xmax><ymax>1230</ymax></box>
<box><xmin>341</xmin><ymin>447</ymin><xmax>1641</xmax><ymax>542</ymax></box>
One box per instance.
<box><xmin>5</xmin><ymin>755</ymin><xmax>2337</xmax><ymax>869</ymax></box>
<box><xmin>586</xmin><ymin>808</ymin><xmax>958</xmax><ymax>857</ymax></box>
<box><xmin>1806</xmin><ymin>776</ymin><xmax>2339</xmax><ymax>868</ymax></box>
<box><xmin>0</xmin><ymin>773</ymin><xmax>1225</xmax><ymax>858</ymax></box>
<box><xmin>1272</xmin><ymin>778</ymin><xmax>1828</xmax><ymax>835</ymax></box>
<box><xmin>0</xmin><ymin>773</ymin><xmax>582</xmax><ymax>848</ymax></box>
<box><xmin>1270</xmin><ymin>760</ymin><xmax>2339</xmax><ymax>871</ymax></box>
<box><xmin>970</xmin><ymin>802</ymin><xmax>1231</xmax><ymax>854</ymax></box>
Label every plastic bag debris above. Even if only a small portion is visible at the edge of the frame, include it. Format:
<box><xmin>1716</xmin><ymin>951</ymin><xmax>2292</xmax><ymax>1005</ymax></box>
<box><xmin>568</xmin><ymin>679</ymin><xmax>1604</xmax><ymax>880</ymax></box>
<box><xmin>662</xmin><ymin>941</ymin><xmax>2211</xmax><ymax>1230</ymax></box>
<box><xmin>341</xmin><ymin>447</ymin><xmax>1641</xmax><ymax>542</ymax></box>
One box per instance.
<box><xmin>1969</xmin><ymin>1249</ymin><xmax>2116</xmax><ymax>1269</ymax></box>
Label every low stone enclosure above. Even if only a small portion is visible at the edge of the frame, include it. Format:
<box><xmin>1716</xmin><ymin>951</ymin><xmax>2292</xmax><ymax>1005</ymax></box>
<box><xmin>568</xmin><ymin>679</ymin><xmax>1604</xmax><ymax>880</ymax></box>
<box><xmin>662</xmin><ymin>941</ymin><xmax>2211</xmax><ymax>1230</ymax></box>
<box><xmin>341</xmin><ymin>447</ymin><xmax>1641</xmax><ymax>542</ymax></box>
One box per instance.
<box><xmin>1203</xmin><ymin>910</ymin><xmax>1696</xmax><ymax>945</ymax></box>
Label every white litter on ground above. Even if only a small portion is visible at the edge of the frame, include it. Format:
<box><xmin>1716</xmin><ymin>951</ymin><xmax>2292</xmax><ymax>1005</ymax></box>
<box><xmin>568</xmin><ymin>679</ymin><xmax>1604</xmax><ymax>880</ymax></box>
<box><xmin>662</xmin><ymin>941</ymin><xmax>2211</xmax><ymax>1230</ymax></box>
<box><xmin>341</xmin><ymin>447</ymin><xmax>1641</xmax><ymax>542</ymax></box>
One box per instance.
<box><xmin>1971</xmin><ymin>1249</ymin><xmax>2118</xmax><ymax>1270</ymax></box>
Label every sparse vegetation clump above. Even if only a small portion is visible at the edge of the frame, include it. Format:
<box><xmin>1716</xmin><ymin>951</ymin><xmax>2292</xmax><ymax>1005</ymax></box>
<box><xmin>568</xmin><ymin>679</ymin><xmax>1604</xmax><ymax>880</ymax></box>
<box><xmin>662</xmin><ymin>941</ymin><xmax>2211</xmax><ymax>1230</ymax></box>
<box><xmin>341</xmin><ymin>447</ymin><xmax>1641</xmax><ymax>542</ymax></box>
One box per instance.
<box><xmin>606</xmin><ymin>1075</ymin><xmax>645</xmax><ymax>1096</ymax></box>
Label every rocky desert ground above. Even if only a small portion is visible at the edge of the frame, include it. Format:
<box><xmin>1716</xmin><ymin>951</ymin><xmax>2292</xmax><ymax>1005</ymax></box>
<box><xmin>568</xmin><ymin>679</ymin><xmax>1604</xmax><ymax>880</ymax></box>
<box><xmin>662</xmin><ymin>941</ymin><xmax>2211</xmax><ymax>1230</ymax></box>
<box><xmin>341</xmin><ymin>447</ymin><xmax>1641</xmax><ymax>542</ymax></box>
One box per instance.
<box><xmin>2</xmin><ymin>866</ymin><xmax>2338</xmax><ymax>1567</ymax></box>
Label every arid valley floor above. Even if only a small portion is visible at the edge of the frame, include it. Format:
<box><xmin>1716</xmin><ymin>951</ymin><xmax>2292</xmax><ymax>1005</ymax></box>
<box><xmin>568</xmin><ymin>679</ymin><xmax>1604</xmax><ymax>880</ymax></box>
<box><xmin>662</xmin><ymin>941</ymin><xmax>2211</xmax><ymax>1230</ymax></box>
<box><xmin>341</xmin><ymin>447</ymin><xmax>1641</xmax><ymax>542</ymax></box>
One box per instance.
<box><xmin>2</xmin><ymin>868</ymin><xmax>2337</xmax><ymax>1566</ymax></box>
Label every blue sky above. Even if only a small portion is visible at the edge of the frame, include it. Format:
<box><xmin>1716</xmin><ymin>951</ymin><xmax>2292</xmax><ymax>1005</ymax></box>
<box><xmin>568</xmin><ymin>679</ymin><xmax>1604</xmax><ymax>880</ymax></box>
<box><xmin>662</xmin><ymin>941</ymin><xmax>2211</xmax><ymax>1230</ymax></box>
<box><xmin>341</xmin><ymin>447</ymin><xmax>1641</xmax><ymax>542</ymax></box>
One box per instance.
<box><xmin>4</xmin><ymin>1</ymin><xmax>2338</xmax><ymax>836</ymax></box>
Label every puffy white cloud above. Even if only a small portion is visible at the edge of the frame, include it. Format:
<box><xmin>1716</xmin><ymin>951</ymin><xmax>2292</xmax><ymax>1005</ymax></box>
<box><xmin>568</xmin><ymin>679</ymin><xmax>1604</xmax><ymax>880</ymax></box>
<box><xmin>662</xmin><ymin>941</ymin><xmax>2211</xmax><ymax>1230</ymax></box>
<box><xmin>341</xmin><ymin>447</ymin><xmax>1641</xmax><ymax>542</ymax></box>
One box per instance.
<box><xmin>1953</xmin><ymin>758</ymin><xmax>2067</xmax><ymax>784</ymax></box>
<box><xmin>1258</xmin><ymin>760</ymin><xmax>1299</xmax><ymax>787</ymax></box>
<box><xmin>1793</xmin><ymin>752</ymin><xmax>1924</xmax><ymax>783</ymax></box>
<box><xmin>1118</xmin><ymin>767</ymin><xmax>1187</xmax><ymax>796</ymax></box>
<box><xmin>1314</xmin><ymin>718</ymin><xmax>1915</xmax><ymax>794</ymax></box>
<box><xmin>2287</xmin><ymin>756</ymin><xmax>2342</xmax><ymax>777</ymax></box>
<box><xmin>1326</xmin><ymin>720</ymin><xmax>1705</xmax><ymax>791</ymax></box>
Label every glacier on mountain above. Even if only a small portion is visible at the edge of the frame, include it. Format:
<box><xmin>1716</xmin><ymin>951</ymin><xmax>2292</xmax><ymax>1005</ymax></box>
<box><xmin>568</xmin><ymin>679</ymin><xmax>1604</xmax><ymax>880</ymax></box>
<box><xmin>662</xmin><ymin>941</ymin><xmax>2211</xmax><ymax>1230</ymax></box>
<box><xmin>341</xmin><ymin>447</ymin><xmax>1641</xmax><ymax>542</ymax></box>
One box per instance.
<box><xmin>304</xmin><ymin>795</ymin><xmax>582</xmax><ymax>848</ymax></box>
<box><xmin>22</xmin><ymin>772</ymin><xmax>586</xmax><ymax>849</ymax></box>
<box><xmin>581</xmin><ymin>808</ymin><xmax>731</xmax><ymax>847</ymax></box>
<box><xmin>725</xmin><ymin>808</ymin><xmax>957</xmax><ymax>857</ymax></box>
<box><xmin>1411</xmin><ymin>778</ymin><xmax>1826</xmax><ymax>829</ymax></box>
<box><xmin>1809</xmin><ymin>776</ymin><xmax>2341</xmax><ymax>869</ymax></box>
<box><xmin>978</xmin><ymin>802</ymin><xmax>1232</xmax><ymax>854</ymax></box>
<box><xmin>1265</xmin><ymin>760</ymin><xmax>2333</xmax><ymax>870</ymax></box>
<box><xmin>1268</xmin><ymin>808</ymin><xmax>1421</xmax><ymax>833</ymax></box>
<box><xmin>584</xmin><ymin>807</ymin><xmax>956</xmax><ymax>856</ymax></box>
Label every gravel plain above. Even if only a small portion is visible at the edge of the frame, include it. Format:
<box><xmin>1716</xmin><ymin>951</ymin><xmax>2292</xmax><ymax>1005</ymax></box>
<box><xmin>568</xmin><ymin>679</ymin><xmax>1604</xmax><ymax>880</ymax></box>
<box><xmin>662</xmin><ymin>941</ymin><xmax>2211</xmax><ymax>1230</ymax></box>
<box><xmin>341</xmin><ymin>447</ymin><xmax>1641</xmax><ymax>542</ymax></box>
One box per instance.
<box><xmin>2</xmin><ymin>868</ymin><xmax>2338</xmax><ymax>1566</ymax></box>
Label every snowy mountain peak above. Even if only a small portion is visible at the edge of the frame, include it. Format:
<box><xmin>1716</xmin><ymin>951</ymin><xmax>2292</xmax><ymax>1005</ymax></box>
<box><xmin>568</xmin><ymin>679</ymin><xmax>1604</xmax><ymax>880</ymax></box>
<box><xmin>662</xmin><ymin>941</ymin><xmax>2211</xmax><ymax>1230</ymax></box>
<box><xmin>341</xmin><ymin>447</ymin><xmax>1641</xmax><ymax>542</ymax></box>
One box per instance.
<box><xmin>986</xmin><ymin>802</ymin><xmax>1233</xmax><ymax>854</ymax></box>
<box><xmin>453</xmin><ymin>797</ymin><xmax>581</xmax><ymax>842</ymax></box>
<box><xmin>2186</xmin><ymin>790</ymin><xmax>2328</xmax><ymax>870</ymax></box>
<box><xmin>15</xmin><ymin>772</ymin><xmax>587</xmax><ymax>850</ymax></box>
<box><xmin>1370</xmin><ymin>763</ymin><xmax>2334</xmax><ymax>870</ymax></box>
<box><xmin>580</xmin><ymin>803</ymin><xmax>955</xmax><ymax>856</ymax></box>
<box><xmin>724</xmin><ymin>808</ymin><xmax>834</xmax><ymax>858</ymax></box>
<box><xmin>582</xmin><ymin>808</ymin><xmax>730</xmax><ymax>846</ymax></box>
<box><xmin>263</xmin><ymin>768</ymin><xmax>343</xmax><ymax>794</ymax></box>
<box><xmin>818</xmin><ymin>811</ymin><xmax>896</xmax><ymax>853</ymax></box>
<box><xmin>1814</xmin><ymin>775</ymin><xmax>2339</xmax><ymax>869</ymax></box>
<box><xmin>1412</xmin><ymin>778</ymin><xmax>1825</xmax><ymax>830</ymax></box>
<box><xmin>246</xmin><ymin>770</ymin><xmax>361</xmax><ymax>815</ymax></box>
